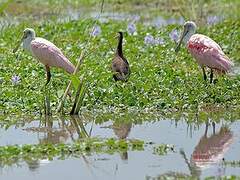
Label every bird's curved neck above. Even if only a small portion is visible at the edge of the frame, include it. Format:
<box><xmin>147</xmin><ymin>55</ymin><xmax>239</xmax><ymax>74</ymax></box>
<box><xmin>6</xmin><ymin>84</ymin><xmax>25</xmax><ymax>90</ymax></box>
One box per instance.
<box><xmin>116</xmin><ymin>34</ymin><xmax>123</xmax><ymax>57</ymax></box>
<box><xmin>183</xmin><ymin>31</ymin><xmax>195</xmax><ymax>44</ymax></box>
<box><xmin>23</xmin><ymin>36</ymin><xmax>35</xmax><ymax>52</ymax></box>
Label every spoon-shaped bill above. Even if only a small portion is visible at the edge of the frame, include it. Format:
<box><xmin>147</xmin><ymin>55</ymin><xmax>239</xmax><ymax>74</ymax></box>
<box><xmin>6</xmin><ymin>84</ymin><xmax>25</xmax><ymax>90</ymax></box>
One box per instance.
<box><xmin>175</xmin><ymin>28</ymin><xmax>188</xmax><ymax>53</ymax></box>
<box><xmin>13</xmin><ymin>34</ymin><xmax>25</xmax><ymax>53</ymax></box>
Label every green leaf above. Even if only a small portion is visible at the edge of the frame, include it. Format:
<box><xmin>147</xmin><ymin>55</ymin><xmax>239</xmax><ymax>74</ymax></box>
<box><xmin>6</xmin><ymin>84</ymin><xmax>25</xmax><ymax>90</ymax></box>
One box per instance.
<box><xmin>70</xmin><ymin>75</ymin><xmax>80</xmax><ymax>90</ymax></box>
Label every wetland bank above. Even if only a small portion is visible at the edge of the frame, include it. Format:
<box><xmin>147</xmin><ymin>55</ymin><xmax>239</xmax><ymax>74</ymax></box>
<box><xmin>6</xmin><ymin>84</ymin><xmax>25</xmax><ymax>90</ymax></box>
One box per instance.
<box><xmin>0</xmin><ymin>0</ymin><xmax>240</xmax><ymax>179</ymax></box>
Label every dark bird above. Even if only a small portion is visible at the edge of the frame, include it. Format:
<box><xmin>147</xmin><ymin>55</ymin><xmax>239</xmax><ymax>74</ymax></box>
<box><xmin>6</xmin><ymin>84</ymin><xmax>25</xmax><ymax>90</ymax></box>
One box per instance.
<box><xmin>112</xmin><ymin>32</ymin><xmax>130</xmax><ymax>81</ymax></box>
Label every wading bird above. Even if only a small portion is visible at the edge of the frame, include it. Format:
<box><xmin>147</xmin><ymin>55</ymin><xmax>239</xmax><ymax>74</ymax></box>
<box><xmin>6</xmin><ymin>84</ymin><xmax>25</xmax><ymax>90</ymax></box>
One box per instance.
<box><xmin>13</xmin><ymin>28</ymin><xmax>75</xmax><ymax>85</ymax></box>
<box><xmin>175</xmin><ymin>21</ymin><xmax>233</xmax><ymax>83</ymax></box>
<box><xmin>112</xmin><ymin>32</ymin><xmax>130</xmax><ymax>81</ymax></box>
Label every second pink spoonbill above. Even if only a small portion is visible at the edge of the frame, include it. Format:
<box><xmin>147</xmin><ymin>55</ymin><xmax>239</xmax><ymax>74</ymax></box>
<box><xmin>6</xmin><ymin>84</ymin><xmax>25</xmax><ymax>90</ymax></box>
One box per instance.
<box><xmin>175</xmin><ymin>21</ymin><xmax>234</xmax><ymax>83</ymax></box>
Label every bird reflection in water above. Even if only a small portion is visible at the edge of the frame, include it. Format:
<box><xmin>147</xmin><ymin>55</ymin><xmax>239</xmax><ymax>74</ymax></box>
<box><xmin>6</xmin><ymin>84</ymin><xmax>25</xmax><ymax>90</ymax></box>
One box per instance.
<box><xmin>23</xmin><ymin>115</ymin><xmax>90</xmax><ymax>171</ymax></box>
<box><xmin>112</xmin><ymin>121</ymin><xmax>132</xmax><ymax>161</ymax></box>
<box><xmin>180</xmin><ymin>122</ymin><xmax>234</xmax><ymax>178</ymax></box>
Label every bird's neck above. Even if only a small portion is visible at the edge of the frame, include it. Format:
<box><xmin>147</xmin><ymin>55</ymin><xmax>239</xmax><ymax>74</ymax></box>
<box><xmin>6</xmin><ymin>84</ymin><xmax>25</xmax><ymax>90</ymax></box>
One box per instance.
<box><xmin>183</xmin><ymin>31</ymin><xmax>195</xmax><ymax>44</ymax></box>
<box><xmin>23</xmin><ymin>36</ymin><xmax>35</xmax><ymax>52</ymax></box>
<box><xmin>116</xmin><ymin>35</ymin><xmax>123</xmax><ymax>57</ymax></box>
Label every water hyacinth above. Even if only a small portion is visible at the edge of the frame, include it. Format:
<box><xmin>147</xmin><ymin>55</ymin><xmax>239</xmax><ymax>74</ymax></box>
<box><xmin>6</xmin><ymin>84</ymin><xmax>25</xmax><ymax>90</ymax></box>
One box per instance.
<box><xmin>144</xmin><ymin>34</ymin><xmax>165</xmax><ymax>46</ymax></box>
<box><xmin>90</xmin><ymin>25</ymin><xmax>101</xmax><ymax>37</ymax></box>
<box><xmin>207</xmin><ymin>15</ymin><xmax>222</xmax><ymax>25</ymax></box>
<box><xmin>11</xmin><ymin>75</ymin><xmax>20</xmax><ymax>85</ymax></box>
<box><xmin>166</xmin><ymin>17</ymin><xmax>185</xmax><ymax>25</ymax></box>
<box><xmin>166</xmin><ymin>17</ymin><xmax>177</xmax><ymax>25</ymax></box>
<box><xmin>127</xmin><ymin>23</ymin><xmax>137</xmax><ymax>35</ymax></box>
<box><xmin>144</xmin><ymin>34</ymin><xmax>155</xmax><ymax>45</ymax></box>
<box><xmin>178</xmin><ymin>16</ymin><xmax>185</xmax><ymax>25</ymax></box>
<box><xmin>152</xmin><ymin>16</ymin><xmax>184</xmax><ymax>27</ymax></box>
<box><xmin>153</xmin><ymin>16</ymin><xmax>167</xmax><ymax>27</ymax></box>
<box><xmin>131</xmin><ymin>14</ymin><xmax>140</xmax><ymax>22</ymax></box>
<box><xmin>169</xmin><ymin>29</ymin><xmax>180</xmax><ymax>43</ymax></box>
<box><xmin>154</xmin><ymin>37</ymin><xmax>165</xmax><ymax>45</ymax></box>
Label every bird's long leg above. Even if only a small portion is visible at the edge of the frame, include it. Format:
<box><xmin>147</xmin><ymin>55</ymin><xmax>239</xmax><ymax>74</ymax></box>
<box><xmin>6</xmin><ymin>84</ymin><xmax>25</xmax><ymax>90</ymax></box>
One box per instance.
<box><xmin>44</xmin><ymin>65</ymin><xmax>51</xmax><ymax>115</ymax></box>
<box><xmin>212</xmin><ymin>121</ymin><xmax>215</xmax><ymax>134</ymax></box>
<box><xmin>204</xmin><ymin>121</ymin><xmax>209</xmax><ymax>137</ymax></box>
<box><xmin>210</xmin><ymin>69</ymin><xmax>213</xmax><ymax>84</ymax></box>
<box><xmin>202</xmin><ymin>67</ymin><xmax>207</xmax><ymax>81</ymax></box>
<box><xmin>45</xmin><ymin>65</ymin><xmax>51</xmax><ymax>85</ymax></box>
<box><xmin>43</xmin><ymin>83</ymin><xmax>51</xmax><ymax>115</ymax></box>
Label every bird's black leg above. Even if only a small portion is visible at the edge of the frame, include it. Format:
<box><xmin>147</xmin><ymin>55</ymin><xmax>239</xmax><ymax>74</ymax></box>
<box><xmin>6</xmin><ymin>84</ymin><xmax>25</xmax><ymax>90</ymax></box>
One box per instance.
<box><xmin>204</xmin><ymin>121</ymin><xmax>209</xmax><ymax>137</ymax></box>
<box><xmin>202</xmin><ymin>67</ymin><xmax>207</xmax><ymax>81</ymax></box>
<box><xmin>212</xmin><ymin>121</ymin><xmax>215</xmax><ymax>135</ymax></box>
<box><xmin>113</xmin><ymin>74</ymin><xmax>118</xmax><ymax>81</ymax></box>
<box><xmin>45</xmin><ymin>65</ymin><xmax>51</xmax><ymax>85</ymax></box>
<box><xmin>210</xmin><ymin>69</ymin><xmax>213</xmax><ymax>84</ymax></box>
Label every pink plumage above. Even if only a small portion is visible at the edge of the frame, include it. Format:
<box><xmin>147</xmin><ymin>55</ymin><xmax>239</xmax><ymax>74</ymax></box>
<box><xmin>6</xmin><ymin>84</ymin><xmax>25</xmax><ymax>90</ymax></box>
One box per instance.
<box><xmin>31</xmin><ymin>38</ymin><xmax>75</xmax><ymax>74</ymax></box>
<box><xmin>187</xmin><ymin>34</ymin><xmax>233</xmax><ymax>74</ymax></box>
<box><xmin>175</xmin><ymin>21</ymin><xmax>234</xmax><ymax>83</ymax></box>
<box><xmin>13</xmin><ymin>28</ymin><xmax>76</xmax><ymax>85</ymax></box>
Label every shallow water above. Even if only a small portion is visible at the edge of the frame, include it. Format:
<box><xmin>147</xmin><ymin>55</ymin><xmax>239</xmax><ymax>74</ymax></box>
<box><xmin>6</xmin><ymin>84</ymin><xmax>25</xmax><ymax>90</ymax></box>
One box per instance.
<box><xmin>0</xmin><ymin>112</ymin><xmax>240</xmax><ymax>179</ymax></box>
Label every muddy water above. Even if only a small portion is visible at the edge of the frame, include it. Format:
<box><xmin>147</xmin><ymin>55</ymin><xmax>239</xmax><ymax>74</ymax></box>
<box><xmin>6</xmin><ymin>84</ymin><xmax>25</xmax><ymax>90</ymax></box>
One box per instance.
<box><xmin>0</xmin><ymin>113</ymin><xmax>240</xmax><ymax>180</ymax></box>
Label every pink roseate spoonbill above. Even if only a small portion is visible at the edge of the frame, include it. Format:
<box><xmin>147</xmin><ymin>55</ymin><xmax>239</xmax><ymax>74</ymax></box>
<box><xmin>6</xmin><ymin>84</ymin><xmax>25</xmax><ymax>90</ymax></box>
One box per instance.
<box><xmin>13</xmin><ymin>28</ymin><xmax>75</xmax><ymax>85</ymax></box>
<box><xmin>112</xmin><ymin>32</ymin><xmax>130</xmax><ymax>82</ymax></box>
<box><xmin>175</xmin><ymin>21</ymin><xmax>234</xmax><ymax>83</ymax></box>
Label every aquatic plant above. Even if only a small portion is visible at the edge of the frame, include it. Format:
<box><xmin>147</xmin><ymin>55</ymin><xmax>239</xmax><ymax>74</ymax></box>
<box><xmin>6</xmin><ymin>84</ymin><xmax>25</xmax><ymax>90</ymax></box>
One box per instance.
<box><xmin>153</xmin><ymin>144</ymin><xmax>175</xmax><ymax>155</ymax></box>
<box><xmin>144</xmin><ymin>34</ymin><xmax>155</xmax><ymax>45</ymax></box>
<box><xmin>0</xmin><ymin>1</ymin><xmax>239</xmax><ymax>115</ymax></box>
<box><xmin>11</xmin><ymin>75</ymin><xmax>20</xmax><ymax>85</ymax></box>
<box><xmin>0</xmin><ymin>138</ymin><xmax>168</xmax><ymax>167</ymax></box>
<box><xmin>169</xmin><ymin>29</ymin><xmax>179</xmax><ymax>42</ymax></box>
<box><xmin>207</xmin><ymin>15</ymin><xmax>223</xmax><ymax>25</ymax></box>
<box><xmin>90</xmin><ymin>25</ymin><xmax>101</xmax><ymax>37</ymax></box>
<box><xmin>154</xmin><ymin>37</ymin><xmax>165</xmax><ymax>45</ymax></box>
<box><xmin>127</xmin><ymin>23</ymin><xmax>137</xmax><ymax>35</ymax></box>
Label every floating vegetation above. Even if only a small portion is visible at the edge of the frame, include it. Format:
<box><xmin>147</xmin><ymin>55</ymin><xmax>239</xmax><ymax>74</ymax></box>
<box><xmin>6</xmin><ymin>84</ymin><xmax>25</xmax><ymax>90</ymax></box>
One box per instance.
<box><xmin>0</xmin><ymin>138</ymin><xmax>168</xmax><ymax>167</ymax></box>
<box><xmin>223</xmin><ymin>160</ymin><xmax>240</xmax><ymax>167</ymax></box>
<box><xmin>205</xmin><ymin>175</ymin><xmax>240</xmax><ymax>180</ymax></box>
<box><xmin>1</xmin><ymin>19</ymin><xmax>240</xmax><ymax>114</ymax></box>
<box><xmin>153</xmin><ymin>144</ymin><xmax>175</xmax><ymax>156</ymax></box>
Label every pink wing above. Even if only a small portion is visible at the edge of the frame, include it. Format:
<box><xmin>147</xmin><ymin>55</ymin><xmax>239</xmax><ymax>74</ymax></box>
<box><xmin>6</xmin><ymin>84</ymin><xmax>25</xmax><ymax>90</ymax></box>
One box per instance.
<box><xmin>187</xmin><ymin>34</ymin><xmax>233</xmax><ymax>73</ymax></box>
<box><xmin>31</xmin><ymin>37</ymin><xmax>75</xmax><ymax>74</ymax></box>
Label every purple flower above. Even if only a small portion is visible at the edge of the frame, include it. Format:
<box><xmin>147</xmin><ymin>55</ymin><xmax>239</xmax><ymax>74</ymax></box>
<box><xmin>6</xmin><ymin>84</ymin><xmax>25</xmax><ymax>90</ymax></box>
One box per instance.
<box><xmin>11</xmin><ymin>75</ymin><xmax>20</xmax><ymax>85</ymax></box>
<box><xmin>178</xmin><ymin>17</ymin><xmax>185</xmax><ymax>25</ymax></box>
<box><xmin>131</xmin><ymin>15</ymin><xmax>140</xmax><ymax>22</ymax></box>
<box><xmin>154</xmin><ymin>37</ymin><xmax>165</xmax><ymax>45</ymax></box>
<box><xmin>144</xmin><ymin>34</ymin><xmax>155</xmax><ymax>45</ymax></box>
<box><xmin>167</xmin><ymin>17</ymin><xmax>177</xmax><ymax>25</ymax></box>
<box><xmin>90</xmin><ymin>25</ymin><xmax>101</xmax><ymax>37</ymax></box>
<box><xmin>169</xmin><ymin>29</ymin><xmax>180</xmax><ymax>42</ymax></box>
<box><xmin>127</xmin><ymin>23</ymin><xmax>136</xmax><ymax>35</ymax></box>
<box><xmin>207</xmin><ymin>15</ymin><xmax>221</xmax><ymax>25</ymax></box>
<box><xmin>153</xmin><ymin>16</ymin><xmax>167</xmax><ymax>27</ymax></box>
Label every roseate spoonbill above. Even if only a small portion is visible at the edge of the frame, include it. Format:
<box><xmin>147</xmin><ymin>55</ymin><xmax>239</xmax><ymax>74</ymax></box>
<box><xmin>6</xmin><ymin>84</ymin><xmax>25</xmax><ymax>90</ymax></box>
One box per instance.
<box><xmin>175</xmin><ymin>21</ymin><xmax>234</xmax><ymax>83</ymax></box>
<box><xmin>13</xmin><ymin>28</ymin><xmax>75</xmax><ymax>85</ymax></box>
<box><xmin>112</xmin><ymin>32</ymin><xmax>130</xmax><ymax>81</ymax></box>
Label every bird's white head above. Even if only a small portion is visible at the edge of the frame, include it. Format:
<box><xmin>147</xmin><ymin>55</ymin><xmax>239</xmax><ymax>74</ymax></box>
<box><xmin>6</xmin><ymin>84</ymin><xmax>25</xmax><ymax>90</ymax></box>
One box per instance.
<box><xmin>175</xmin><ymin>21</ymin><xmax>197</xmax><ymax>53</ymax></box>
<box><xmin>13</xmin><ymin>28</ymin><xmax>36</xmax><ymax>53</ymax></box>
<box><xmin>23</xmin><ymin>28</ymin><xmax>36</xmax><ymax>39</ymax></box>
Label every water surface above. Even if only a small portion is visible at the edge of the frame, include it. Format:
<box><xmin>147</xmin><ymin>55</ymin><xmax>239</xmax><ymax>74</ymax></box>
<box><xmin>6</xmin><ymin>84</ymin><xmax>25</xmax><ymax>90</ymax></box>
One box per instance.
<box><xmin>0</xmin><ymin>112</ymin><xmax>240</xmax><ymax>179</ymax></box>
